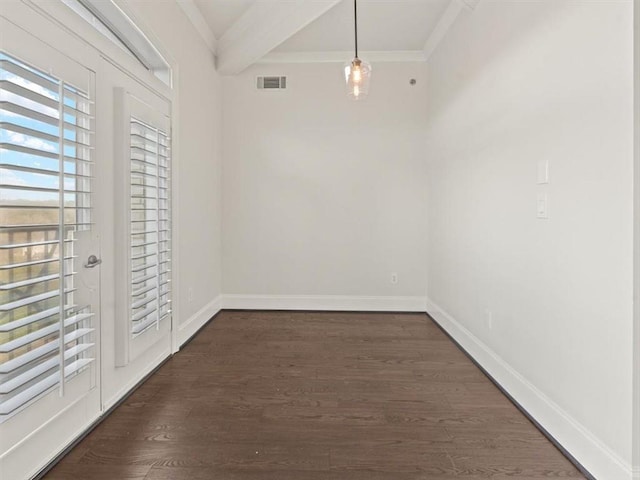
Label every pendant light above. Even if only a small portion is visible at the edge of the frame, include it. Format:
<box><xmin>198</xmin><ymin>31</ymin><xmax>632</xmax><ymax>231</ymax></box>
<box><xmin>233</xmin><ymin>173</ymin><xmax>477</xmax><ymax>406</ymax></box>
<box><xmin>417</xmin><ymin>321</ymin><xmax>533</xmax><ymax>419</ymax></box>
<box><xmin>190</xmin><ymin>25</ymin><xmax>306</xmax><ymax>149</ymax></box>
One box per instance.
<box><xmin>344</xmin><ymin>0</ymin><xmax>371</xmax><ymax>100</ymax></box>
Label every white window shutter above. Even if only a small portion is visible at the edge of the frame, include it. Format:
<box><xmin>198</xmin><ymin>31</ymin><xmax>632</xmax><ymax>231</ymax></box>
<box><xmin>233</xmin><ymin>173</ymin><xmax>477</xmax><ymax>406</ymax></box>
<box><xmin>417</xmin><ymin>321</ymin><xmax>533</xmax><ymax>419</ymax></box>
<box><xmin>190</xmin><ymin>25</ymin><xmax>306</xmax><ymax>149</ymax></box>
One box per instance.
<box><xmin>129</xmin><ymin>118</ymin><xmax>171</xmax><ymax>336</ymax></box>
<box><xmin>0</xmin><ymin>52</ymin><xmax>95</xmax><ymax>420</ymax></box>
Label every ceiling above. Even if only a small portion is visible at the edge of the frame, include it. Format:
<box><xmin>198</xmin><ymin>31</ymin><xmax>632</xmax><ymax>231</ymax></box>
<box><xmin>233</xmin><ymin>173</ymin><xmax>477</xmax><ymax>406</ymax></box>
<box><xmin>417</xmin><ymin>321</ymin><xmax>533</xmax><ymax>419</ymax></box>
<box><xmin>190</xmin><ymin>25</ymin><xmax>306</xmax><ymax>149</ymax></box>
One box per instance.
<box><xmin>182</xmin><ymin>0</ymin><xmax>466</xmax><ymax>74</ymax></box>
<box><xmin>193</xmin><ymin>0</ymin><xmax>254</xmax><ymax>39</ymax></box>
<box><xmin>273</xmin><ymin>0</ymin><xmax>450</xmax><ymax>53</ymax></box>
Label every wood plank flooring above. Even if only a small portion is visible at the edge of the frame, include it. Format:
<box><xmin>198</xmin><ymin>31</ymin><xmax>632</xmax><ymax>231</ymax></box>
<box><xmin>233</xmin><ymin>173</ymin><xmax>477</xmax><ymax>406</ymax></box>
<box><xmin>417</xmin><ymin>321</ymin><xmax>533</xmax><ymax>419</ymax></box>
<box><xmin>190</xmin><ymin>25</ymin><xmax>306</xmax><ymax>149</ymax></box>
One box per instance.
<box><xmin>44</xmin><ymin>311</ymin><xmax>586</xmax><ymax>479</ymax></box>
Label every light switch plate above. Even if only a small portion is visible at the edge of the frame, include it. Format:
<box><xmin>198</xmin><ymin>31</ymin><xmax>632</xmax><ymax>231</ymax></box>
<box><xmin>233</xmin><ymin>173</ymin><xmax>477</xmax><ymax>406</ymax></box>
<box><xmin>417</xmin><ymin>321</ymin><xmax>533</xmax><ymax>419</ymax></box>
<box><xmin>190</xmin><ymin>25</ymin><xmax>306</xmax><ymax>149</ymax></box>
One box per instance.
<box><xmin>537</xmin><ymin>160</ymin><xmax>549</xmax><ymax>184</ymax></box>
<box><xmin>537</xmin><ymin>193</ymin><xmax>549</xmax><ymax>219</ymax></box>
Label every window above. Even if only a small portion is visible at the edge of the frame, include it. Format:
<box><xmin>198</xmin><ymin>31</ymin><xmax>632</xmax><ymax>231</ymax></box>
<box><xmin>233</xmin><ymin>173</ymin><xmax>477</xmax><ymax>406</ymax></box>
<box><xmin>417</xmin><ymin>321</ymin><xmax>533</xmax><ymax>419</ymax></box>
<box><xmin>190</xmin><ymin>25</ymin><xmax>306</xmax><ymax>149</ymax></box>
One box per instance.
<box><xmin>0</xmin><ymin>52</ymin><xmax>95</xmax><ymax>419</ymax></box>
<box><xmin>113</xmin><ymin>89</ymin><xmax>171</xmax><ymax>367</ymax></box>
<box><xmin>129</xmin><ymin>118</ymin><xmax>171</xmax><ymax>335</ymax></box>
<box><xmin>62</xmin><ymin>0</ymin><xmax>172</xmax><ymax>87</ymax></box>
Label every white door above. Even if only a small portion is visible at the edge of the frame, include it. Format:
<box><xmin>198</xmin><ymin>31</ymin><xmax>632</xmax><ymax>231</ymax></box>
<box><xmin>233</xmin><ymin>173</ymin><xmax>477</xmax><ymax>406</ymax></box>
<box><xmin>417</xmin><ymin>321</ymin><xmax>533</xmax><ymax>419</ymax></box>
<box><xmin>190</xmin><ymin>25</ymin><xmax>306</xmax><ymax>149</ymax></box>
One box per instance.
<box><xmin>0</xmin><ymin>18</ymin><xmax>101</xmax><ymax>480</ymax></box>
<box><xmin>0</xmin><ymin>5</ymin><xmax>174</xmax><ymax>478</ymax></box>
<box><xmin>96</xmin><ymin>59</ymin><xmax>172</xmax><ymax>410</ymax></box>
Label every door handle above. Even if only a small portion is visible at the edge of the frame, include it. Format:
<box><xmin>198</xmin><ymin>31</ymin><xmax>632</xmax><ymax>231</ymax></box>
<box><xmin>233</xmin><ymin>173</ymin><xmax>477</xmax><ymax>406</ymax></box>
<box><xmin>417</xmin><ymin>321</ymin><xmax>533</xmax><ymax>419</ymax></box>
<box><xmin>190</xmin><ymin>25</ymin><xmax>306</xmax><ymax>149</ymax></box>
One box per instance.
<box><xmin>84</xmin><ymin>254</ymin><xmax>102</xmax><ymax>268</ymax></box>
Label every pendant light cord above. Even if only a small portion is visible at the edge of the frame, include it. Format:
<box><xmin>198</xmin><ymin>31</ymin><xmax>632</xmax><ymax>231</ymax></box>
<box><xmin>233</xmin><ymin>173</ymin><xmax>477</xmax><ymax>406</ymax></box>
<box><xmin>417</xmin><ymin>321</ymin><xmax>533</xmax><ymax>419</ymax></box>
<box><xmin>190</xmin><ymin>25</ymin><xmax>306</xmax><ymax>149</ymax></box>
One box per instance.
<box><xmin>354</xmin><ymin>0</ymin><xmax>358</xmax><ymax>59</ymax></box>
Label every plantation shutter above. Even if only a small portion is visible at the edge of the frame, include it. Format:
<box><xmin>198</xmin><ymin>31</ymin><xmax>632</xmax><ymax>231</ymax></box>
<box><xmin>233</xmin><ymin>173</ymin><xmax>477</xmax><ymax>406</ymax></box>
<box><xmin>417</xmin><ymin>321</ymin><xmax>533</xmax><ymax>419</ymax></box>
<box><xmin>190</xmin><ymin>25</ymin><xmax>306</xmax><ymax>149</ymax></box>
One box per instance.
<box><xmin>0</xmin><ymin>52</ymin><xmax>94</xmax><ymax>419</ymax></box>
<box><xmin>129</xmin><ymin>117</ymin><xmax>171</xmax><ymax>335</ymax></box>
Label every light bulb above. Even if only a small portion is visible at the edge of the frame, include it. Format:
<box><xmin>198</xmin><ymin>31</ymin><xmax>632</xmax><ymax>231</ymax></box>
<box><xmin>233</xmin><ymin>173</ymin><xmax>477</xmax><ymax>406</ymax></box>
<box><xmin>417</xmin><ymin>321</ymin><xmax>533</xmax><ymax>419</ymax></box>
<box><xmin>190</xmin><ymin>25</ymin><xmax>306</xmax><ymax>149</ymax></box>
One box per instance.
<box><xmin>352</xmin><ymin>67</ymin><xmax>361</xmax><ymax>84</ymax></box>
<box><xmin>344</xmin><ymin>58</ymin><xmax>371</xmax><ymax>100</ymax></box>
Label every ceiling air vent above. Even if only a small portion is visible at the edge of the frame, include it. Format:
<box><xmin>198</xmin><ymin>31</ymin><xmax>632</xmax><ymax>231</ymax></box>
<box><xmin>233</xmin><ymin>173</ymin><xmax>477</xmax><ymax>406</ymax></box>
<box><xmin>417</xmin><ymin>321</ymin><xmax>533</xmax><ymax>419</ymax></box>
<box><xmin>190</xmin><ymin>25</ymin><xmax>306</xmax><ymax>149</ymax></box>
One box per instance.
<box><xmin>257</xmin><ymin>76</ymin><xmax>287</xmax><ymax>90</ymax></box>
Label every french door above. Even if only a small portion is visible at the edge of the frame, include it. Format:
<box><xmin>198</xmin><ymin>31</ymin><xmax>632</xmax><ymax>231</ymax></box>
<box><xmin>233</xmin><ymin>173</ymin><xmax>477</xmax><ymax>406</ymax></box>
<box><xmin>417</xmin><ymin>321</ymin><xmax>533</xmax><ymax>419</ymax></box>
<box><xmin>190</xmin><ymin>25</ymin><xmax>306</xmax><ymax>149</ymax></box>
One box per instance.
<box><xmin>0</xmin><ymin>18</ymin><xmax>101</xmax><ymax>480</ymax></box>
<box><xmin>0</xmin><ymin>12</ymin><xmax>173</xmax><ymax>480</ymax></box>
<box><xmin>96</xmin><ymin>59</ymin><xmax>172</xmax><ymax>411</ymax></box>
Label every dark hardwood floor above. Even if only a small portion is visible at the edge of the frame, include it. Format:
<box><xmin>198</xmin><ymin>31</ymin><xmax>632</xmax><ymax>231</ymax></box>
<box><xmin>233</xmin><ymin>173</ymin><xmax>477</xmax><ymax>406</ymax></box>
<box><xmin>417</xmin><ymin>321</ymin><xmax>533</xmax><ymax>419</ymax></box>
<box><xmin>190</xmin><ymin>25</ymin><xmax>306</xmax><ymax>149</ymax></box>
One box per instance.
<box><xmin>44</xmin><ymin>311</ymin><xmax>586</xmax><ymax>479</ymax></box>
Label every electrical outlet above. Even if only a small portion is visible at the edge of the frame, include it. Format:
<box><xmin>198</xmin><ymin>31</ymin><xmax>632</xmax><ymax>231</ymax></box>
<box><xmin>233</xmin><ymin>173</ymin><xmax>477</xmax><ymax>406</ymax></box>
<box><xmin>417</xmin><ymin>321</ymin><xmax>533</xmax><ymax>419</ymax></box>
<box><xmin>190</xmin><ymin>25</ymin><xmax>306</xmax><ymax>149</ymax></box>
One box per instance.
<box><xmin>390</xmin><ymin>273</ymin><xmax>398</xmax><ymax>285</ymax></box>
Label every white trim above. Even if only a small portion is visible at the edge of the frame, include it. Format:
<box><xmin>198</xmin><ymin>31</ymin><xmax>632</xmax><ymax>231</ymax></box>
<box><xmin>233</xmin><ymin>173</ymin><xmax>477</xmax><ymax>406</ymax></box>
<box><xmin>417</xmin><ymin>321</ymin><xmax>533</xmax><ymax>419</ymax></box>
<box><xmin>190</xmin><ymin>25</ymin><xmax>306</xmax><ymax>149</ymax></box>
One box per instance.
<box><xmin>102</xmin><ymin>348</ymin><xmax>170</xmax><ymax>411</ymax></box>
<box><xmin>177</xmin><ymin>296</ymin><xmax>222</xmax><ymax>348</ymax></box>
<box><xmin>258</xmin><ymin>50</ymin><xmax>427</xmax><ymax>65</ymax></box>
<box><xmin>77</xmin><ymin>0</ymin><xmax>171</xmax><ymax>85</ymax></box>
<box><xmin>216</xmin><ymin>0</ymin><xmax>341</xmax><ymax>74</ymax></box>
<box><xmin>633</xmin><ymin>0</ymin><xmax>640</xmax><ymax>473</ymax></box>
<box><xmin>423</xmin><ymin>0</ymin><xmax>464</xmax><ymax>61</ymax></box>
<box><xmin>222</xmin><ymin>294</ymin><xmax>427</xmax><ymax>312</ymax></box>
<box><xmin>175</xmin><ymin>0</ymin><xmax>217</xmax><ymax>54</ymax></box>
<box><xmin>169</xmin><ymin>61</ymin><xmax>181</xmax><ymax>356</ymax></box>
<box><xmin>461</xmin><ymin>0</ymin><xmax>481</xmax><ymax>9</ymax></box>
<box><xmin>28</xmin><ymin>0</ymin><xmax>173</xmax><ymax>98</ymax></box>
<box><xmin>426</xmin><ymin>298</ymin><xmax>634</xmax><ymax>480</ymax></box>
<box><xmin>0</xmin><ymin>393</ymin><xmax>99</xmax><ymax>480</ymax></box>
<box><xmin>423</xmin><ymin>0</ymin><xmax>482</xmax><ymax>62</ymax></box>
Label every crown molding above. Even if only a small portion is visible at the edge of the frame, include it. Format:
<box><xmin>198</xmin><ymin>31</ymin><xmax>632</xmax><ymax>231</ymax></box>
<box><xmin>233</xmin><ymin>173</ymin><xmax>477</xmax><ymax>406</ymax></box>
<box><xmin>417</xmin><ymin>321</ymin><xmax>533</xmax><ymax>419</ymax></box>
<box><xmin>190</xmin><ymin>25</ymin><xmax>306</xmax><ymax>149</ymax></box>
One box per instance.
<box><xmin>257</xmin><ymin>50</ymin><xmax>428</xmax><ymax>65</ymax></box>
<box><xmin>216</xmin><ymin>0</ymin><xmax>341</xmax><ymax>75</ymax></box>
<box><xmin>175</xmin><ymin>0</ymin><xmax>217</xmax><ymax>54</ymax></box>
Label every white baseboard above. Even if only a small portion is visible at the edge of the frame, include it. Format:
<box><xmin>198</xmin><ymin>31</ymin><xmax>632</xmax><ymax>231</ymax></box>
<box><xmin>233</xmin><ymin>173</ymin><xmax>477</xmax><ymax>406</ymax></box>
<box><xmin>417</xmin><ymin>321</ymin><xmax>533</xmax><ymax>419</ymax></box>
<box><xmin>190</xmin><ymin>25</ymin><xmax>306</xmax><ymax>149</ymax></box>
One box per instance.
<box><xmin>103</xmin><ymin>348</ymin><xmax>171</xmax><ymax>412</ymax></box>
<box><xmin>1</xmin><ymin>394</ymin><xmax>99</xmax><ymax>480</ymax></box>
<box><xmin>426</xmin><ymin>298</ymin><xmax>633</xmax><ymax>480</ymax></box>
<box><xmin>177</xmin><ymin>295</ymin><xmax>222</xmax><ymax>348</ymax></box>
<box><xmin>221</xmin><ymin>294</ymin><xmax>427</xmax><ymax>312</ymax></box>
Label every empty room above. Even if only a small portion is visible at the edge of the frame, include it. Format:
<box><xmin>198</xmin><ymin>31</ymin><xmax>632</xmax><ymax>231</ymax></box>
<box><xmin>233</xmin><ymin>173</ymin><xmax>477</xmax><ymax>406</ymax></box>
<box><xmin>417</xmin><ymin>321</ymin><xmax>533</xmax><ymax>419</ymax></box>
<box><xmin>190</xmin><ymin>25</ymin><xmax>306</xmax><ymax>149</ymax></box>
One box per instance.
<box><xmin>0</xmin><ymin>0</ymin><xmax>638</xmax><ymax>479</ymax></box>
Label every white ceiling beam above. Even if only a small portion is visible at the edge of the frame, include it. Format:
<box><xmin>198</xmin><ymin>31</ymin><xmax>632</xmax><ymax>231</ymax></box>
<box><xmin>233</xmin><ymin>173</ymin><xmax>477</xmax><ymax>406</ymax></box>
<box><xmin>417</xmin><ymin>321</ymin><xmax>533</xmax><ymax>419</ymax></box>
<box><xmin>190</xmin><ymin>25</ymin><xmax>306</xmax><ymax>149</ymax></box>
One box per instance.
<box><xmin>423</xmin><ymin>0</ymin><xmax>481</xmax><ymax>62</ymax></box>
<box><xmin>462</xmin><ymin>0</ymin><xmax>481</xmax><ymax>9</ymax></box>
<box><xmin>176</xmin><ymin>0</ymin><xmax>217</xmax><ymax>54</ymax></box>
<box><xmin>217</xmin><ymin>0</ymin><xmax>341</xmax><ymax>75</ymax></box>
<box><xmin>423</xmin><ymin>0</ymin><xmax>463</xmax><ymax>61</ymax></box>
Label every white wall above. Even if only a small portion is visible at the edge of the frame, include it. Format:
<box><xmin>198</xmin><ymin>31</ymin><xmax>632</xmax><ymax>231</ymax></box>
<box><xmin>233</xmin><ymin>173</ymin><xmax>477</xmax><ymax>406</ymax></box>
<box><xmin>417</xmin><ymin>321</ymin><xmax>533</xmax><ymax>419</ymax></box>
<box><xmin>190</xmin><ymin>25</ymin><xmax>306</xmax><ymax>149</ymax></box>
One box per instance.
<box><xmin>424</xmin><ymin>1</ymin><xmax>635</xmax><ymax>479</ymax></box>
<box><xmin>124</xmin><ymin>0</ymin><xmax>224</xmax><ymax>343</ymax></box>
<box><xmin>222</xmin><ymin>62</ymin><xmax>429</xmax><ymax>309</ymax></box>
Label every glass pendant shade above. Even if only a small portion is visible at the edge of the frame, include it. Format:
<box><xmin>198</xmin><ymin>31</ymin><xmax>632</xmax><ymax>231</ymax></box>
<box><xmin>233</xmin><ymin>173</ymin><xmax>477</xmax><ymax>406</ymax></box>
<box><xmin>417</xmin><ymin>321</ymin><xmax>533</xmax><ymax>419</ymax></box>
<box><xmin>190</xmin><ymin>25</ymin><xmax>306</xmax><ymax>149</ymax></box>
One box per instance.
<box><xmin>344</xmin><ymin>58</ymin><xmax>371</xmax><ymax>100</ymax></box>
